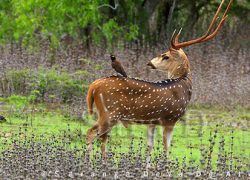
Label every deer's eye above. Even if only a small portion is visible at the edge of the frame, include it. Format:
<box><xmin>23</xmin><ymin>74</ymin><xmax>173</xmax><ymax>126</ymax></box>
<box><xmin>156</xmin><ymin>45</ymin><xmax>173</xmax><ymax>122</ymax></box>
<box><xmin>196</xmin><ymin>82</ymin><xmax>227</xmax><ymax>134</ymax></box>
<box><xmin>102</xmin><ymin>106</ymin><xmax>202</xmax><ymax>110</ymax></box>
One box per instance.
<box><xmin>162</xmin><ymin>56</ymin><xmax>169</xmax><ymax>61</ymax></box>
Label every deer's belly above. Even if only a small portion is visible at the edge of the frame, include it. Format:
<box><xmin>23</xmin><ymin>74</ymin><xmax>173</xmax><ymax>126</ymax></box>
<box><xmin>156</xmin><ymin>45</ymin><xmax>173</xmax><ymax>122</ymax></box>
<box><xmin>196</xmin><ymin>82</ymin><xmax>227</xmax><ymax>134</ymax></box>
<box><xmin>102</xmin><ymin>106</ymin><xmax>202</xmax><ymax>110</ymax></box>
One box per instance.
<box><xmin>116</xmin><ymin>105</ymin><xmax>187</xmax><ymax>126</ymax></box>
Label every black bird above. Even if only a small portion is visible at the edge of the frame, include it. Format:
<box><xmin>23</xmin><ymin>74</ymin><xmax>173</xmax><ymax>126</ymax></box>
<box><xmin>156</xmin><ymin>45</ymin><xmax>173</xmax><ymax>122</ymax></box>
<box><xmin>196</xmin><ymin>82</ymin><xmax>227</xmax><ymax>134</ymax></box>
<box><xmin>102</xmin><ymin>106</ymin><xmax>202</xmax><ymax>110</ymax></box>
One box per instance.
<box><xmin>0</xmin><ymin>115</ymin><xmax>6</xmax><ymax>123</ymax></box>
<box><xmin>110</xmin><ymin>55</ymin><xmax>128</xmax><ymax>77</ymax></box>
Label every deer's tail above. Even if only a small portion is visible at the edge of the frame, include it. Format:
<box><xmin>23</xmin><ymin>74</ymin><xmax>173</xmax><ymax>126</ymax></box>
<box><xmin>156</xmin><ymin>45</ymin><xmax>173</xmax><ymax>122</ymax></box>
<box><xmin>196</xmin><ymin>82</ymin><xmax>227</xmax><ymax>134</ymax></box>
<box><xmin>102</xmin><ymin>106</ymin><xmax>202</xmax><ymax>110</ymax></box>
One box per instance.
<box><xmin>86</xmin><ymin>85</ymin><xmax>95</xmax><ymax>115</ymax></box>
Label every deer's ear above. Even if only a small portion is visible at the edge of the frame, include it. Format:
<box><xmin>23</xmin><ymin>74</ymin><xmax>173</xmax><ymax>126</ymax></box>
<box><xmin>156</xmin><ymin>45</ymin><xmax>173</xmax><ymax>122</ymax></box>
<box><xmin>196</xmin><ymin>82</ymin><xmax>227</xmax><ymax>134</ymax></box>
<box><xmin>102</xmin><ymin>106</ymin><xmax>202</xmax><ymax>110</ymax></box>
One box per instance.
<box><xmin>169</xmin><ymin>48</ymin><xmax>180</xmax><ymax>58</ymax></box>
<box><xmin>169</xmin><ymin>48</ymin><xmax>178</xmax><ymax>55</ymax></box>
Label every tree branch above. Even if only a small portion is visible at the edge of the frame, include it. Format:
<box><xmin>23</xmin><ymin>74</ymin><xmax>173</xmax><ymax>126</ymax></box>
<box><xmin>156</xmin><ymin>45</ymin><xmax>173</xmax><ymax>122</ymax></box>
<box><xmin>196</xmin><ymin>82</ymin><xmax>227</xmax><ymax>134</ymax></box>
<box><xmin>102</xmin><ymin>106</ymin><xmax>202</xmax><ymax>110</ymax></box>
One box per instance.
<box><xmin>98</xmin><ymin>0</ymin><xmax>119</xmax><ymax>10</ymax></box>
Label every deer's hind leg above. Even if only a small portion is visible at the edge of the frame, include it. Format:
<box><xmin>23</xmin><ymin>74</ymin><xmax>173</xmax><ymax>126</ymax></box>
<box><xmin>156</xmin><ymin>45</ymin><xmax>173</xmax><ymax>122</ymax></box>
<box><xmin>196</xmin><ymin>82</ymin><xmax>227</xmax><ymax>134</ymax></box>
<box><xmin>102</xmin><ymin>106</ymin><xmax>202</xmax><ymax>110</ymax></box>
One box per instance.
<box><xmin>86</xmin><ymin>92</ymin><xmax>107</xmax><ymax>153</ymax></box>
<box><xmin>86</xmin><ymin>123</ymin><xmax>99</xmax><ymax>152</ymax></box>
<box><xmin>98</xmin><ymin>118</ymin><xmax>117</xmax><ymax>160</ymax></box>
<box><xmin>99</xmin><ymin>132</ymin><xmax>109</xmax><ymax>160</ymax></box>
<box><xmin>86</xmin><ymin>115</ymin><xmax>116</xmax><ymax>158</ymax></box>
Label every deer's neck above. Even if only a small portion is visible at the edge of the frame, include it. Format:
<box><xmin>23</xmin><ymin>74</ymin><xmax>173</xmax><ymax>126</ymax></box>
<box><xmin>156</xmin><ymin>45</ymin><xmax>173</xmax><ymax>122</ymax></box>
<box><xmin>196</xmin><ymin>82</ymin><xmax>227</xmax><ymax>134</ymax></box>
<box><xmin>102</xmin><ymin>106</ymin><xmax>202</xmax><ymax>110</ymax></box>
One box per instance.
<box><xmin>158</xmin><ymin>72</ymin><xmax>192</xmax><ymax>101</ymax></box>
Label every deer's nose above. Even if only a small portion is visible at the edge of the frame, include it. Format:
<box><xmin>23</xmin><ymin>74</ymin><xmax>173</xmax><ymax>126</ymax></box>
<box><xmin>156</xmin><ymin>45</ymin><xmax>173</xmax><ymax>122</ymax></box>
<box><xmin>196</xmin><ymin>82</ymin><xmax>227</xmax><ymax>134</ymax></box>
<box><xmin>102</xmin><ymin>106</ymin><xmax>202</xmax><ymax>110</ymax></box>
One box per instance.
<box><xmin>147</xmin><ymin>62</ymin><xmax>156</xmax><ymax>69</ymax></box>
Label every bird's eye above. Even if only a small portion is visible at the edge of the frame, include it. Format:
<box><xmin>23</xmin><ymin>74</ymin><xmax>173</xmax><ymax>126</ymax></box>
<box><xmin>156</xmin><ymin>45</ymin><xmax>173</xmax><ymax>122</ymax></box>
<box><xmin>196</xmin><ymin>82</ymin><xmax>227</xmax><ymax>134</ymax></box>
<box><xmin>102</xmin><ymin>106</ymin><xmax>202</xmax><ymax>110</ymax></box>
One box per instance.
<box><xmin>162</xmin><ymin>56</ymin><xmax>169</xmax><ymax>60</ymax></box>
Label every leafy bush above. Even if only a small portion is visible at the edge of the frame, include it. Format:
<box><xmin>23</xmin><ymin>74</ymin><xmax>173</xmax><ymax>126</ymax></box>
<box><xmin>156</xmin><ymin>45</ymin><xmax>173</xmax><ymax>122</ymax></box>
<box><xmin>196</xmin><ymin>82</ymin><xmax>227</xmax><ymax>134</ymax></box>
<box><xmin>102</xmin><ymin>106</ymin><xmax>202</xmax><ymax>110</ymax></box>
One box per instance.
<box><xmin>5</xmin><ymin>95</ymin><xmax>28</xmax><ymax>109</ymax></box>
<box><xmin>1</xmin><ymin>68</ymin><xmax>88</xmax><ymax>103</ymax></box>
<box><xmin>5</xmin><ymin>69</ymin><xmax>30</xmax><ymax>95</ymax></box>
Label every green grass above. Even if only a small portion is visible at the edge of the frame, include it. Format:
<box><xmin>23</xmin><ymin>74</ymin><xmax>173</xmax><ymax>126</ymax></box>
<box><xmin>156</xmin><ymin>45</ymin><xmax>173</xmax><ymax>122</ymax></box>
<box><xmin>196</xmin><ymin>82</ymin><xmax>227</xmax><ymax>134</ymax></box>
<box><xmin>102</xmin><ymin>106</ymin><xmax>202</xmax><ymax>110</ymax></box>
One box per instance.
<box><xmin>0</xmin><ymin>103</ymin><xmax>249</xmax><ymax>167</ymax></box>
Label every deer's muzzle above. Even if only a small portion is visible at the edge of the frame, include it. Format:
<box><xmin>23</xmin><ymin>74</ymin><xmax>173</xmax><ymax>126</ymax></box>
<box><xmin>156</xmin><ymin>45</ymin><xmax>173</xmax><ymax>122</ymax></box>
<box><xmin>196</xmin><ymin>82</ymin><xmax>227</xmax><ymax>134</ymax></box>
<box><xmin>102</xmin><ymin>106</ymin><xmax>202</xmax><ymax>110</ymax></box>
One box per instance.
<box><xmin>147</xmin><ymin>62</ymin><xmax>156</xmax><ymax>69</ymax></box>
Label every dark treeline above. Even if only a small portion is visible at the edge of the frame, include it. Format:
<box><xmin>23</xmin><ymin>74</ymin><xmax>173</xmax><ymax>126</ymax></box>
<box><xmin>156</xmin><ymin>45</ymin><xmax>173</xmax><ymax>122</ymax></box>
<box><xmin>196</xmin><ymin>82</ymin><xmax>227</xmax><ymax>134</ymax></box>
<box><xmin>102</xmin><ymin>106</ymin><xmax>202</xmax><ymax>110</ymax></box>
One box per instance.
<box><xmin>0</xmin><ymin>0</ymin><xmax>249</xmax><ymax>50</ymax></box>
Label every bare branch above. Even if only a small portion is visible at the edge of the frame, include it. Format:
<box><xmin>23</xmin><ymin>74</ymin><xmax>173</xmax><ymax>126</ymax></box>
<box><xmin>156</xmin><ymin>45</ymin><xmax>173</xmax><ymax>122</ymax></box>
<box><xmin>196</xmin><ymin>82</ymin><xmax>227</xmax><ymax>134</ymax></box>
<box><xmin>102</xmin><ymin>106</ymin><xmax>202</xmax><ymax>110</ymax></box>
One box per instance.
<box><xmin>98</xmin><ymin>0</ymin><xmax>119</xmax><ymax>10</ymax></box>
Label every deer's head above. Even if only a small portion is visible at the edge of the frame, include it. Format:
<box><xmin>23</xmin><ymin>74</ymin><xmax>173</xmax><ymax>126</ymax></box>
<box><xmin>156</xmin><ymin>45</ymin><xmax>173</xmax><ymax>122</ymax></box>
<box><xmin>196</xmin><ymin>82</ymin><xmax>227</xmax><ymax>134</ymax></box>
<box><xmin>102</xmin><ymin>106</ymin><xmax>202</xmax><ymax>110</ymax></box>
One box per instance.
<box><xmin>147</xmin><ymin>0</ymin><xmax>233</xmax><ymax>79</ymax></box>
<box><xmin>147</xmin><ymin>47</ymin><xmax>190</xmax><ymax>79</ymax></box>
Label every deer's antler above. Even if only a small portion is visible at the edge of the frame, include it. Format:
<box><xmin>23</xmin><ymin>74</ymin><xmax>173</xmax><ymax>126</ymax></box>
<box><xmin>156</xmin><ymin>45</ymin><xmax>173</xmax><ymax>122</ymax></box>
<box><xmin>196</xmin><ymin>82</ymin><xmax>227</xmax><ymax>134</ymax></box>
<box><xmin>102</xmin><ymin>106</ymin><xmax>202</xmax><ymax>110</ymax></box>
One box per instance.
<box><xmin>171</xmin><ymin>0</ymin><xmax>233</xmax><ymax>49</ymax></box>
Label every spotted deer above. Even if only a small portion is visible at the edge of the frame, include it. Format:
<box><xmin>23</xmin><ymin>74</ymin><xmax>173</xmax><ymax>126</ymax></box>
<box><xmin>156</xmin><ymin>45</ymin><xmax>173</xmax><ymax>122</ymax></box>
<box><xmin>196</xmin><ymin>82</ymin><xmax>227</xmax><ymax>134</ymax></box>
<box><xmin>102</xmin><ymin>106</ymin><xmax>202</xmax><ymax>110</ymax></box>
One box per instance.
<box><xmin>86</xmin><ymin>0</ymin><xmax>233</xmax><ymax>158</ymax></box>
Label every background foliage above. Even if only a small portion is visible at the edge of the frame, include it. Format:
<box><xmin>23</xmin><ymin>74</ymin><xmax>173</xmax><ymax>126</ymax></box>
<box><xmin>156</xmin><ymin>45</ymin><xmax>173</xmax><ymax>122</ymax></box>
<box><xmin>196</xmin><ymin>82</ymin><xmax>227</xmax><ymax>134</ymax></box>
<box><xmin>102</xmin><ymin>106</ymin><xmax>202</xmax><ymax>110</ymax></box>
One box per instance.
<box><xmin>0</xmin><ymin>0</ymin><xmax>249</xmax><ymax>49</ymax></box>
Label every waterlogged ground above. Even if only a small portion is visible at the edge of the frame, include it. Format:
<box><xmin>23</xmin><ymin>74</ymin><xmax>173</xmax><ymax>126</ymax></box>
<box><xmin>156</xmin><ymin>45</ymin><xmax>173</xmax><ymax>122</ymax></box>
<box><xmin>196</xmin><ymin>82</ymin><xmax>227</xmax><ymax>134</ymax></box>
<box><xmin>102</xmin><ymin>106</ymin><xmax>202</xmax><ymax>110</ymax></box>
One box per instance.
<box><xmin>0</xmin><ymin>103</ymin><xmax>249</xmax><ymax>178</ymax></box>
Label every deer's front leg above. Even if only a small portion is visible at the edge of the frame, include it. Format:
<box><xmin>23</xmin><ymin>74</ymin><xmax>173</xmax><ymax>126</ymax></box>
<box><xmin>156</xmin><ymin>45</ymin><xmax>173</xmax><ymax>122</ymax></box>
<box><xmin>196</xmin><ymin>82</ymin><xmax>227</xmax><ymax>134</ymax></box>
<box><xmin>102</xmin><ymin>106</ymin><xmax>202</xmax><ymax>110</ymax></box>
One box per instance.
<box><xmin>146</xmin><ymin>124</ymin><xmax>156</xmax><ymax>169</ymax></box>
<box><xmin>147</xmin><ymin>125</ymin><xmax>156</xmax><ymax>155</ymax></box>
<box><xmin>163</xmin><ymin>125</ymin><xmax>174</xmax><ymax>154</ymax></box>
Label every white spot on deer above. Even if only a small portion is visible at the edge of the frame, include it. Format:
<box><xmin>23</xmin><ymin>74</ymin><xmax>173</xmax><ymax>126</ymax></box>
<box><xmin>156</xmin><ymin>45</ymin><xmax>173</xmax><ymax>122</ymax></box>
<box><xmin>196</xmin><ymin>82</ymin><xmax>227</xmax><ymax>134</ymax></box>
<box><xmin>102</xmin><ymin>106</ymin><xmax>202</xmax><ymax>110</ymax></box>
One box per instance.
<box><xmin>99</xmin><ymin>93</ymin><xmax>108</xmax><ymax>112</ymax></box>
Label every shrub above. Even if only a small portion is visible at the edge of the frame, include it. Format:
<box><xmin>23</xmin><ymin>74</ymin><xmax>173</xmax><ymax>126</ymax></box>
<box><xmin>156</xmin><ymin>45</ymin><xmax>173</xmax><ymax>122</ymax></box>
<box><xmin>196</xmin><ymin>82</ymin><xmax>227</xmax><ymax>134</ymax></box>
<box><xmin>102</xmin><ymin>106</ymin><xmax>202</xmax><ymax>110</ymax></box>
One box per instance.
<box><xmin>1</xmin><ymin>68</ymin><xmax>89</xmax><ymax>103</ymax></box>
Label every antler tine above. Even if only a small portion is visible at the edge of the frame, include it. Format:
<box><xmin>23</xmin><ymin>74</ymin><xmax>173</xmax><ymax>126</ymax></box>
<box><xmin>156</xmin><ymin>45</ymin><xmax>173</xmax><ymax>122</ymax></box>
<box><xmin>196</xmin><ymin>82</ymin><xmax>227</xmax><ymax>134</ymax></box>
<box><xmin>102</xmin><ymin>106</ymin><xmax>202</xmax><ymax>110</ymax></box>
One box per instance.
<box><xmin>171</xmin><ymin>29</ymin><xmax>177</xmax><ymax>38</ymax></box>
<box><xmin>201</xmin><ymin>0</ymin><xmax>233</xmax><ymax>42</ymax></box>
<box><xmin>178</xmin><ymin>28</ymin><xmax>183</xmax><ymax>35</ymax></box>
<box><xmin>170</xmin><ymin>29</ymin><xmax>177</xmax><ymax>48</ymax></box>
<box><xmin>171</xmin><ymin>0</ymin><xmax>232</xmax><ymax>49</ymax></box>
<box><xmin>174</xmin><ymin>28</ymin><xmax>182</xmax><ymax>44</ymax></box>
<box><xmin>202</xmin><ymin>0</ymin><xmax>225</xmax><ymax>38</ymax></box>
<box><xmin>201</xmin><ymin>16</ymin><xmax>227</xmax><ymax>42</ymax></box>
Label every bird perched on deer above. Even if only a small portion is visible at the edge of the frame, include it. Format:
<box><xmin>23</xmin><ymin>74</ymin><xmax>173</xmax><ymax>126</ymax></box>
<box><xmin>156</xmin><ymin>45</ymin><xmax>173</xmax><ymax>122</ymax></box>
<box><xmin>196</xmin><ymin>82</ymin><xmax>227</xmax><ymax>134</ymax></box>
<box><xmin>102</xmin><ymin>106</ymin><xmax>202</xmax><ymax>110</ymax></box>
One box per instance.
<box><xmin>86</xmin><ymin>0</ymin><xmax>233</xmax><ymax>159</ymax></box>
<box><xmin>110</xmin><ymin>54</ymin><xmax>128</xmax><ymax>77</ymax></box>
